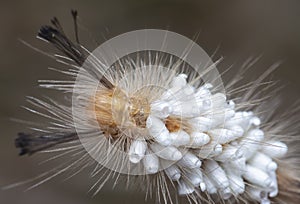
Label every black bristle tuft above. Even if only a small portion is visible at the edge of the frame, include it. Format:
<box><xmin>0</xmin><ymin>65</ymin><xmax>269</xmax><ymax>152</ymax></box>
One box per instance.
<box><xmin>38</xmin><ymin>25</ymin><xmax>59</xmax><ymax>42</ymax></box>
<box><xmin>36</xmin><ymin>10</ymin><xmax>114</xmax><ymax>89</ymax></box>
<box><xmin>15</xmin><ymin>132</ymin><xmax>79</xmax><ymax>156</ymax></box>
<box><xmin>15</xmin><ymin>132</ymin><xmax>31</xmax><ymax>155</ymax></box>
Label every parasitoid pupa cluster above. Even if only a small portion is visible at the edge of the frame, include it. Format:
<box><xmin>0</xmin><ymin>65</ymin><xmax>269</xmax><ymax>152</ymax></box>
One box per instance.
<box><xmin>14</xmin><ymin>11</ymin><xmax>300</xmax><ymax>204</ymax></box>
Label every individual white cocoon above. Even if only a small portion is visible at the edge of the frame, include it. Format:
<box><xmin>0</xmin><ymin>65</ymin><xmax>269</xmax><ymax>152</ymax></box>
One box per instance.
<box><xmin>198</xmin><ymin>99</ymin><xmax>212</xmax><ymax>111</ymax></box>
<box><xmin>165</xmin><ymin>165</ymin><xmax>181</xmax><ymax>181</ymax></box>
<box><xmin>229</xmin><ymin>125</ymin><xmax>244</xmax><ymax>137</ymax></box>
<box><xmin>206</xmin><ymin>111</ymin><xmax>228</xmax><ymax>128</ymax></box>
<box><xmin>178</xmin><ymin>179</ymin><xmax>195</xmax><ymax>195</ymax></box>
<box><xmin>171</xmin><ymin>74</ymin><xmax>187</xmax><ymax>88</ymax></box>
<box><xmin>178</xmin><ymin>151</ymin><xmax>202</xmax><ymax>169</ymax></box>
<box><xmin>150</xmin><ymin>100</ymin><xmax>172</xmax><ymax>119</ymax></box>
<box><xmin>243</xmin><ymin>165</ymin><xmax>272</xmax><ymax>188</ymax></box>
<box><xmin>224</xmin><ymin>111</ymin><xmax>252</xmax><ymax>130</ymax></box>
<box><xmin>248</xmin><ymin>152</ymin><xmax>278</xmax><ymax>172</ymax></box>
<box><xmin>250</xmin><ymin>116</ymin><xmax>261</xmax><ymax>126</ymax></box>
<box><xmin>246</xmin><ymin>187</ymin><xmax>269</xmax><ymax>204</ymax></box>
<box><xmin>203</xmin><ymin>160</ymin><xmax>229</xmax><ymax>189</ymax></box>
<box><xmin>203</xmin><ymin>175</ymin><xmax>217</xmax><ymax>194</ymax></box>
<box><xmin>269</xmin><ymin>170</ymin><xmax>278</xmax><ymax>197</ymax></box>
<box><xmin>214</xmin><ymin>145</ymin><xmax>242</xmax><ymax>162</ymax></box>
<box><xmin>150</xmin><ymin>143</ymin><xmax>182</xmax><ymax>161</ymax></box>
<box><xmin>185</xmin><ymin>168</ymin><xmax>204</xmax><ymax>187</ymax></box>
<box><xmin>170</xmin><ymin>100</ymin><xmax>201</xmax><ymax>117</ymax></box>
<box><xmin>228</xmin><ymin>100</ymin><xmax>235</xmax><ymax>109</ymax></box>
<box><xmin>220</xmin><ymin>187</ymin><xmax>232</xmax><ymax>200</ymax></box>
<box><xmin>195</xmin><ymin>84</ymin><xmax>212</xmax><ymax>99</ymax></box>
<box><xmin>169</xmin><ymin>130</ymin><xmax>190</xmax><ymax>147</ymax></box>
<box><xmin>181</xmin><ymin>85</ymin><xmax>196</xmax><ymax>97</ymax></box>
<box><xmin>188</xmin><ymin>132</ymin><xmax>210</xmax><ymax>147</ymax></box>
<box><xmin>143</xmin><ymin>150</ymin><xmax>159</xmax><ymax>174</ymax></box>
<box><xmin>146</xmin><ymin>115</ymin><xmax>171</xmax><ymax>146</ymax></box>
<box><xmin>208</xmin><ymin>126</ymin><xmax>243</xmax><ymax>144</ymax></box>
<box><xmin>260</xmin><ymin>141</ymin><xmax>288</xmax><ymax>158</ymax></box>
<box><xmin>239</xmin><ymin>129</ymin><xmax>264</xmax><ymax>159</ymax></box>
<box><xmin>225</xmin><ymin>171</ymin><xmax>245</xmax><ymax>195</ymax></box>
<box><xmin>189</xmin><ymin>116</ymin><xmax>213</xmax><ymax>132</ymax></box>
<box><xmin>210</xmin><ymin>93</ymin><xmax>227</xmax><ymax>109</ymax></box>
<box><xmin>129</xmin><ymin>139</ymin><xmax>147</xmax><ymax>163</ymax></box>
<box><xmin>196</xmin><ymin>142</ymin><xmax>223</xmax><ymax>158</ymax></box>
<box><xmin>223</xmin><ymin>157</ymin><xmax>246</xmax><ymax>176</ymax></box>
<box><xmin>163</xmin><ymin>85</ymin><xmax>195</xmax><ymax>103</ymax></box>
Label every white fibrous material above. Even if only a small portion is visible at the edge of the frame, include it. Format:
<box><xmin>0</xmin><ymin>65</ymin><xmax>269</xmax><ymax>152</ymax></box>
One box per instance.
<box><xmin>126</xmin><ymin>73</ymin><xmax>287</xmax><ymax>204</ymax></box>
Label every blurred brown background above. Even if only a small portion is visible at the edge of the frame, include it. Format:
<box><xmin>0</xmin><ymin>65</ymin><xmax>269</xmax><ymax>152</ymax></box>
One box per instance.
<box><xmin>0</xmin><ymin>0</ymin><xmax>299</xmax><ymax>204</ymax></box>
